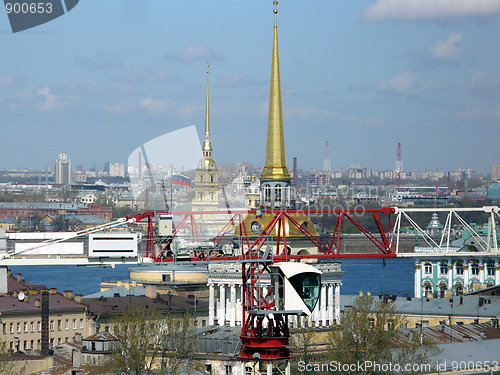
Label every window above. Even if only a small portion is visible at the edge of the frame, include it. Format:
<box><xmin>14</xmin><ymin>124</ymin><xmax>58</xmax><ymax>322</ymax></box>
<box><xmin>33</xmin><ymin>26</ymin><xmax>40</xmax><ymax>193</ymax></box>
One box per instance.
<box><xmin>58</xmin><ymin>338</ymin><xmax>61</xmax><ymax>345</ymax></box>
<box><xmin>424</xmin><ymin>262</ymin><xmax>432</xmax><ymax>274</ymax></box>
<box><xmin>17</xmin><ymin>322</ymin><xmax>20</xmax><ymax>333</ymax></box>
<box><xmin>73</xmin><ymin>319</ymin><xmax>76</xmax><ymax>330</ymax></box>
<box><xmin>65</xmin><ymin>319</ymin><xmax>69</xmax><ymax>330</ymax></box>
<box><xmin>225</xmin><ymin>365</ymin><xmax>232</xmax><ymax>375</ymax></box>
<box><xmin>30</xmin><ymin>340</ymin><xmax>34</xmax><ymax>349</ymax></box>
<box><xmin>455</xmin><ymin>262</ymin><xmax>464</xmax><ymax>275</ymax></box>
<box><xmin>275</xmin><ymin>185</ymin><xmax>282</xmax><ymax>204</ymax></box>
<box><xmin>471</xmin><ymin>262</ymin><xmax>479</xmax><ymax>276</ymax></box>
<box><xmin>23</xmin><ymin>322</ymin><xmax>27</xmax><ymax>332</ymax></box>
<box><xmin>9</xmin><ymin>323</ymin><xmax>13</xmax><ymax>334</ymax></box>
<box><xmin>423</xmin><ymin>284</ymin><xmax>432</xmax><ymax>297</ymax></box>
<box><xmin>439</xmin><ymin>284</ymin><xmax>446</xmax><ymax>298</ymax></box>
<box><xmin>455</xmin><ymin>285</ymin><xmax>463</xmax><ymax>296</ymax></box>
<box><xmin>162</xmin><ymin>274</ymin><xmax>171</xmax><ymax>282</ymax></box>
<box><xmin>37</xmin><ymin>321</ymin><xmax>41</xmax><ymax>332</ymax></box>
<box><xmin>487</xmin><ymin>263</ymin><xmax>495</xmax><ymax>276</ymax></box>
<box><xmin>80</xmin><ymin>319</ymin><xmax>83</xmax><ymax>329</ymax></box>
<box><xmin>30</xmin><ymin>321</ymin><xmax>34</xmax><ymax>332</ymax></box>
<box><xmin>23</xmin><ymin>340</ymin><xmax>27</xmax><ymax>350</ymax></box>
<box><xmin>387</xmin><ymin>319</ymin><xmax>395</xmax><ymax>330</ymax></box>
<box><xmin>50</xmin><ymin>320</ymin><xmax>54</xmax><ymax>331</ymax></box>
<box><xmin>421</xmin><ymin>320</ymin><xmax>429</xmax><ymax>328</ymax></box>
<box><xmin>2</xmin><ymin>324</ymin><xmax>5</xmax><ymax>335</ymax></box>
<box><xmin>58</xmin><ymin>320</ymin><xmax>61</xmax><ymax>331</ymax></box>
<box><xmin>439</xmin><ymin>262</ymin><xmax>448</xmax><ymax>275</ymax></box>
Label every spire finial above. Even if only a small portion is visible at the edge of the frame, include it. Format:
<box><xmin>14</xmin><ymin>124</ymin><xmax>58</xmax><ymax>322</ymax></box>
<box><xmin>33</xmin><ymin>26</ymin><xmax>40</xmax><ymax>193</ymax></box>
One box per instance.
<box><xmin>202</xmin><ymin>63</ymin><xmax>212</xmax><ymax>154</ymax></box>
<box><xmin>261</xmin><ymin>0</ymin><xmax>290</xmax><ymax>182</ymax></box>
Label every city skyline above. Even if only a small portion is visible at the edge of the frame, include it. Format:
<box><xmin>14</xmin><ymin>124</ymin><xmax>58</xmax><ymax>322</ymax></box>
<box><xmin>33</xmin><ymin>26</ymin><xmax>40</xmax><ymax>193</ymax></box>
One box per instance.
<box><xmin>1</xmin><ymin>1</ymin><xmax>500</xmax><ymax>173</ymax></box>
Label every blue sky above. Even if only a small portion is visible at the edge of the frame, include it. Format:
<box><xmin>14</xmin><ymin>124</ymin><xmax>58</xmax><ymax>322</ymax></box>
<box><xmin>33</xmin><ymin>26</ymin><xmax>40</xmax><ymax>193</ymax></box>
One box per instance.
<box><xmin>1</xmin><ymin>0</ymin><xmax>500</xmax><ymax>174</ymax></box>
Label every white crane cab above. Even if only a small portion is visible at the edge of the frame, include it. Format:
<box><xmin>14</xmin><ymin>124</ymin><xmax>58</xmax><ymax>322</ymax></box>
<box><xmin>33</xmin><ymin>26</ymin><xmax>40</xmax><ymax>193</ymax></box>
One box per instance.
<box><xmin>270</xmin><ymin>262</ymin><xmax>321</xmax><ymax>316</ymax></box>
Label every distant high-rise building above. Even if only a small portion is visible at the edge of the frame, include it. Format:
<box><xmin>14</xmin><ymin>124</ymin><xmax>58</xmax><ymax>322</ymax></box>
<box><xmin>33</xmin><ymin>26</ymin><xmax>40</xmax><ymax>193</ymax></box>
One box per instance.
<box><xmin>109</xmin><ymin>163</ymin><xmax>126</xmax><ymax>177</ymax></box>
<box><xmin>492</xmin><ymin>165</ymin><xmax>500</xmax><ymax>181</ymax></box>
<box><xmin>54</xmin><ymin>152</ymin><xmax>71</xmax><ymax>185</ymax></box>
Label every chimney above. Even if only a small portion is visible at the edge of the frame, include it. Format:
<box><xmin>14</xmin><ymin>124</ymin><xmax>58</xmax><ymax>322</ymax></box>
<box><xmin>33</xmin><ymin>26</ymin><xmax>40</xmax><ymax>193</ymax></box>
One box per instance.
<box><xmin>72</xmin><ymin>349</ymin><xmax>82</xmax><ymax>367</ymax></box>
<box><xmin>74</xmin><ymin>294</ymin><xmax>82</xmax><ymax>303</ymax></box>
<box><xmin>64</xmin><ymin>290</ymin><xmax>74</xmax><ymax>300</ymax></box>
<box><xmin>17</xmin><ymin>273</ymin><xmax>22</xmax><ymax>282</ymax></box>
<box><xmin>7</xmin><ymin>270</ymin><xmax>11</xmax><ymax>277</ymax></box>
<box><xmin>359</xmin><ymin>291</ymin><xmax>364</xmax><ymax>296</ymax></box>
<box><xmin>145</xmin><ymin>285</ymin><xmax>157</xmax><ymax>300</ymax></box>
<box><xmin>29</xmin><ymin>289</ymin><xmax>37</xmax><ymax>296</ymax></box>
<box><xmin>49</xmin><ymin>288</ymin><xmax>57</xmax><ymax>294</ymax></box>
<box><xmin>41</xmin><ymin>291</ymin><xmax>49</xmax><ymax>356</ymax></box>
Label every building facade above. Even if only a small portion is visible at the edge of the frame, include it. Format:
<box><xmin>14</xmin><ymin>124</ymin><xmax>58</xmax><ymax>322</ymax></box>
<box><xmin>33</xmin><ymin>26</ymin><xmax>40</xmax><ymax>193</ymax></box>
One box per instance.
<box><xmin>55</xmin><ymin>152</ymin><xmax>71</xmax><ymax>185</ymax></box>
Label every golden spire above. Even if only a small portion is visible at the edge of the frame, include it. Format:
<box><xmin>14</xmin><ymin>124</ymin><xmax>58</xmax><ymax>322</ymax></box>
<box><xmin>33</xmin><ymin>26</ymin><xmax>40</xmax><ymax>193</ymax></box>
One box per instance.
<box><xmin>202</xmin><ymin>63</ymin><xmax>212</xmax><ymax>155</ymax></box>
<box><xmin>261</xmin><ymin>0</ymin><xmax>291</xmax><ymax>181</ymax></box>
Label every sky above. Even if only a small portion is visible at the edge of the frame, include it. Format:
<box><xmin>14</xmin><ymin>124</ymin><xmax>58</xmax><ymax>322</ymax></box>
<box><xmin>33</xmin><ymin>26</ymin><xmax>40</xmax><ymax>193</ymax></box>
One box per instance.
<box><xmin>1</xmin><ymin>0</ymin><xmax>500</xmax><ymax>174</ymax></box>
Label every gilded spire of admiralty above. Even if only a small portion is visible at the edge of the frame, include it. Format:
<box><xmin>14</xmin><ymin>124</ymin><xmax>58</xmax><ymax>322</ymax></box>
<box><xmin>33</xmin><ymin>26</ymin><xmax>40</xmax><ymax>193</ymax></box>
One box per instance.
<box><xmin>261</xmin><ymin>0</ymin><xmax>291</xmax><ymax>181</ymax></box>
<box><xmin>202</xmin><ymin>63</ymin><xmax>213</xmax><ymax>156</ymax></box>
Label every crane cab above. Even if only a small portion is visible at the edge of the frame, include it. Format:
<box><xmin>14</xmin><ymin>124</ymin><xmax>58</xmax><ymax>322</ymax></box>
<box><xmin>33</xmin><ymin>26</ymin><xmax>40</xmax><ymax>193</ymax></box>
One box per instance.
<box><xmin>270</xmin><ymin>262</ymin><xmax>321</xmax><ymax>316</ymax></box>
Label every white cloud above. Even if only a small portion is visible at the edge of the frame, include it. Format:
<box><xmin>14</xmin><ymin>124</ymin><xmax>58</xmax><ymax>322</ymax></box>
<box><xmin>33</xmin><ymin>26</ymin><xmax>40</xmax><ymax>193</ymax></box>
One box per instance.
<box><xmin>462</xmin><ymin>71</ymin><xmax>500</xmax><ymax>95</ymax></box>
<box><xmin>164</xmin><ymin>45</ymin><xmax>223</xmax><ymax>63</ymax></box>
<box><xmin>74</xmin><ymin>51</ymin><xmax>122</xmax><ymax>71</ymax></box>
<box><xmin>37</xmin><ymin>87</ymin><xmax>70</xmax><ymax>112</ymax></box>
<box><xmin>378</xmin><ymin>71</ymin><xmax>437</xmax><ymax>95</ymax></box>
<box><xmin>459</xmin><ymin>106</ymin><xmax>500</xmax><ymax>121</ymax></box>
<box><xmin>429</xmin><ymin>33</ymin><xmax>465</xmax><ymax>61</ymax></box>
<box><xmin>178</xmin><ymin>105</ymin><xmax>203</xmax><ymax>120</ymax></box>
<box><xmin>361</xmin><ymin>0</ymin><xmax>500</xmax><ymax>22</ymax></box>
<box><xmin>122</xmin><ymin>68</ymin><xmax>180</xmax><ymax>85</ymax></box>
<box><xmin>0</xmin><ymin>76</ymin><xmax>16</xmax><ymax>89</ymax></box>
<box><xmin>140</xmin><ymin>96</ymin><xmax>174</xmax><ymax>113</ymax></box>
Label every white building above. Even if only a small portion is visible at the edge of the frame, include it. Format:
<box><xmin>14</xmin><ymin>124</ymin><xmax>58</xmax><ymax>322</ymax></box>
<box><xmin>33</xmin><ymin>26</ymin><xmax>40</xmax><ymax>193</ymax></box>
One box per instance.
<box><xmin>55</xmin><ymin>152</ymin><xmax>71</xmax><ymax>185</ymax></box>
<box><xmin>109</xmin><ymin>163</ymin><xmax>126</xmax><ymax>178</ymax></box>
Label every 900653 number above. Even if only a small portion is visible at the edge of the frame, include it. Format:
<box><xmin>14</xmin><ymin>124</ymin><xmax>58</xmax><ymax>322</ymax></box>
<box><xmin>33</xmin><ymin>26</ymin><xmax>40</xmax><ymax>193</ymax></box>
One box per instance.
<box><xmin>5</xmin><ymin>2</ymin><xmax>53</xmax><ymax>14</ymax></box>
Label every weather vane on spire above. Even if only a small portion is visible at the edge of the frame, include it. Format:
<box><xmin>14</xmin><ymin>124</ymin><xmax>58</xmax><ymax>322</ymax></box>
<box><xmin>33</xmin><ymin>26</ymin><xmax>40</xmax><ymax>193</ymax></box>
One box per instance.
<box><xmin>273</xmin><ymin>0</ymin><xmax>278</xmax><ymax>14</ymax></box>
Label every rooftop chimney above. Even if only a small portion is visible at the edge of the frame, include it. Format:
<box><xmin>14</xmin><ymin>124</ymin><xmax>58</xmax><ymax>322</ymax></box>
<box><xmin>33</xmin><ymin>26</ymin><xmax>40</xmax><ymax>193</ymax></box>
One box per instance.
<box><xmin>64</xmin><ymin>290</ymin><xmax>74</xmax><ymax>300</ymax></box>
<box><xmin>17</xmin><ymin>273</ymin><xmax>22</xmax><ymax>282</ymax></box>
<box><xmin>75</xmin><ymin>294</ymin><xmax>82</xmax><ymax>304</ymax></box>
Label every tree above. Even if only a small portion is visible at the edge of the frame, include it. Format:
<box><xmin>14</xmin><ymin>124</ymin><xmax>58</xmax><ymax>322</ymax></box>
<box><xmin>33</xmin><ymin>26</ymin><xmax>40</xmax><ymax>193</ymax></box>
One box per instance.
<box><xmin>326</xmin><ymin>294</ymin><xmax>439</xmax><ymax>375</ymax></box>
<box><xmin>290</xmin><ymin>325</ymin><xmax>320</xmax><ymax>375</ymax></box>
<box><xmin>84</xmin><ymin>306</ymin><xmax>199</xmax><ymax>375</ymax></box>
<box><xmin>0</xmin><ymin>338</ymin><xmax>15</xmax><ymax>373</ymax></box>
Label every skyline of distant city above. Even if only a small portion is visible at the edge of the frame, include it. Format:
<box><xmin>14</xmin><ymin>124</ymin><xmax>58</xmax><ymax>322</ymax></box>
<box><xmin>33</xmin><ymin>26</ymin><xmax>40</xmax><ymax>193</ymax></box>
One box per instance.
<box><xmin>2</xmin><ymin>1</ymin><xmax>500</xmax><ymax>173</ymax></box>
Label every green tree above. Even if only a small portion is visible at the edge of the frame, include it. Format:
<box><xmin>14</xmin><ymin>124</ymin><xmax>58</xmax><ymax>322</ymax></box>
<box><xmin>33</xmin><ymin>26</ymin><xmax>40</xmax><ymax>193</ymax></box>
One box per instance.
<box><xmin>326</xmin><ymin>294</ymin><xmax>439</xmax><ymax>375</ymax></box>
<box><xmin>0</xmin><ymin>338</ymin><xmax>15</xmax><ymax>373</ymax></box>
<box><xmin>290</xmin><ymin>325</ymin><xmax>319</xmax><ymax>375</ymax></box>
<box><xmin>84</xmin><ymin>307</ymin><xmax>199</xmax><ymax>375</ymax></box>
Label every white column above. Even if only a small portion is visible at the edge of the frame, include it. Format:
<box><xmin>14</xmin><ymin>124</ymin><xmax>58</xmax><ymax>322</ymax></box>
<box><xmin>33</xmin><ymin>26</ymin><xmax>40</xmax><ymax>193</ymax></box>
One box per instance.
<box><xmin>496</xmin><ymin>263</ymin><xmax>500</xmax><ymax>285</ymax></box>
<box><xmin>314</xmin><ymin>297</ymin><xmax>320</xmax><ymax>327</ymax></box>
<box><xmin>219</xmin><ymin>284</ymin><xmax>225</xmax><ymax>326</ymax></box>
<box><xmin>464</xmin><ymin>262</ymin><xmax>470</xmax><ymax>291</ymax></box>
<box><xmin>320</xmin><ymin>284</ymin><xmax>326</xmax><ymax>327</ymax></box>
<box><xmin>230</xmin><ymin>284</ymin><xmax>236</xmax><ymax>327</ymax></box>
<box><xmin>267</xmin><ymin>362</ymin><xmax>273</xmax><ymax>375</ymax></box>
<box><xmin>414</xmin><ymin>263</ymin><xmax>421</xmax><ymax>298</ymax></box>
<box><xmin>334</xmin><ymin>283</ymin><xmax>341</xmax><ymax>324</ymax></box>
<box><xmin>328</xmin><ymin>284</ymin><xmax>334</xmax><ymax>326</ymax></box>
<box><xmin>479</xmin><ymin>262</ymin><xmax>485</xmax><ymax>284</ymax></box>
<box><xmin>448</xmin><ymin>264</ymin><xmax>453</xmax><ymax>294</ymax></box>
<box><xmin>208</xmin><ymin>283</ymin><xmax>215</xmax><ymax>326</ymax></box>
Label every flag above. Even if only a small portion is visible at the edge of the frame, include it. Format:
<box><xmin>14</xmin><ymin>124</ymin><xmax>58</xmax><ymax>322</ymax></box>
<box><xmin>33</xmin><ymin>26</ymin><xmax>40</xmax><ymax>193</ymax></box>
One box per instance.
<box><xmin>173</xmin><ymin>174</ymin><xmax>191</xmax><ymax>186</ymax></box>
<box><xmin>435</xmin><ymin>187</ymin><xmax>444</xmax><ymax>194</ymax></box>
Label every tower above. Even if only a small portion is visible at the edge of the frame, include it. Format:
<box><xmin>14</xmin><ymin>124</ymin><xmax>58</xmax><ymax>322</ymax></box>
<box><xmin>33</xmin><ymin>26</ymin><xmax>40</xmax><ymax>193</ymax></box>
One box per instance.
<box><xmin>192</xmin><ymin>64</ymin><xmax>219</xmax><ymax>221</ymax></box>
<box><xmin>259</xmin><ymin>1</ymin><xmax>292</xmax><ymax>209</ymax></box>
<box><xmin>395</xmin><ymin>142</ymin><xmax>403</xmax><ymax>187</ymax></box>
<box><xmin>54</xmin><ymin>152</ymin><xmax>71</xmax><ymax>185</ymax></box>
<box><xmin>323</xmin><ymin>141</ymin><xmax>330</xmax><ymax>172</ymax></box>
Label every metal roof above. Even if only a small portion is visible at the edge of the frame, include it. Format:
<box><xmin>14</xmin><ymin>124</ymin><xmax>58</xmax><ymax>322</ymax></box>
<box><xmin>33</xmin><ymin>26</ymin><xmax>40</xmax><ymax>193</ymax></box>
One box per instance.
<box><xmin>341</xmin><ymin>294</ymin><xmax>500</xmax><ymax>319</ymax></box>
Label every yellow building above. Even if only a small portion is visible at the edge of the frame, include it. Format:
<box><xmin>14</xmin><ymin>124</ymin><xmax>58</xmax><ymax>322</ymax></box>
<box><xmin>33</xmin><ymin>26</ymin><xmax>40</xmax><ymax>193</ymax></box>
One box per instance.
<box><xmin>0</xmin><ymin>272</ymin><xmax>90</xmax><ymax>352</ymax></box>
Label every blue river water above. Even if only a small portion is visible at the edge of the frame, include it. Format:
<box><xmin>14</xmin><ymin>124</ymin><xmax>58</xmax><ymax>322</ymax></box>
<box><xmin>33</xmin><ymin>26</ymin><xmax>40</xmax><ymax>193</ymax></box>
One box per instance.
<box><xmin>9</xmin><ymin>258</ymin><xmax>415</xmax><ymax>297</ymax></box>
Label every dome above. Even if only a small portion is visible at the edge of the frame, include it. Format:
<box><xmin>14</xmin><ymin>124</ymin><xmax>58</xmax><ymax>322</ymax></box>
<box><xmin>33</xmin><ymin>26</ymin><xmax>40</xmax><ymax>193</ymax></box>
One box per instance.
<box><xmin>487</xmin><ymin>183</ymin><xmax>500</xmax><ymax>201</ymax></box>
